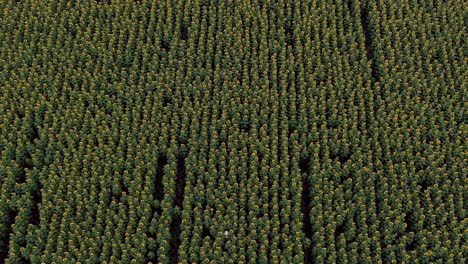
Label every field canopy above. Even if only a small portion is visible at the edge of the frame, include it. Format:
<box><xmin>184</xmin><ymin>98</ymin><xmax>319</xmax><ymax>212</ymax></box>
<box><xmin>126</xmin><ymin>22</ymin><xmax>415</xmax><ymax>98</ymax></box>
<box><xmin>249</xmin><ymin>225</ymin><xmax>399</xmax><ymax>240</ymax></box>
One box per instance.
<box><xmin>0</xmin><ymin>0</ymin><xmax>466</xmax><ymax>263</ymax></box>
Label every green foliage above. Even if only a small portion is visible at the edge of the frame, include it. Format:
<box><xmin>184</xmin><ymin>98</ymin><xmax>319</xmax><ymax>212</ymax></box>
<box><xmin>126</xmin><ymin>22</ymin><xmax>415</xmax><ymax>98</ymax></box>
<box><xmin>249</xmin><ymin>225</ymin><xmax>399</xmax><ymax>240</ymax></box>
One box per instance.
<box><xmin>0</xmin><ymin>0</ymin><xmax>465</xmax><ymax>263</ymax></box>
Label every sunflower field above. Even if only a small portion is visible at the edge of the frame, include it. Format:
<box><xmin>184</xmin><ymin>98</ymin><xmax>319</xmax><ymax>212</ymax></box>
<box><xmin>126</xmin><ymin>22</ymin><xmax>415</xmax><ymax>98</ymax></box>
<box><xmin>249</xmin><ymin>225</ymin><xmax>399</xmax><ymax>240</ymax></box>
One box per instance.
<box><xmin>0</xmin><ymin>0</ymin><xmax>466</xmax><ymax>263</ymax></box>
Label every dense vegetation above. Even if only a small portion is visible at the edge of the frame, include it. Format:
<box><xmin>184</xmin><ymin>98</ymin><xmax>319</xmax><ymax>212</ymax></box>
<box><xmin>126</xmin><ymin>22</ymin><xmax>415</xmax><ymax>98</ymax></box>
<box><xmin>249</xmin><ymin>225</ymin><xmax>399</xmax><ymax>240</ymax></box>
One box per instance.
<box><xmin>0</xmin><ymin>0</ymin><xmax>466</xmax><ymax>263</ymax></box>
